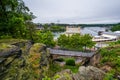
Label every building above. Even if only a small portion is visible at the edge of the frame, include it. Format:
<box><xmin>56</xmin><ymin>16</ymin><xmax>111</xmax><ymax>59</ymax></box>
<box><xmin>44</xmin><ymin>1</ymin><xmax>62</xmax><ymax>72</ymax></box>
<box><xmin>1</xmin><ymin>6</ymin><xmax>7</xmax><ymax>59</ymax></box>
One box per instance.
<box><xmin>65</xmin><ymin>26</ymin><xmax>81</xmax><ymax>36</ymax></box>
<box><xmin>36</xmin><ymin>25</ymin><xmax>44</xmax><ymax>30</ymax></box>
<box><xmin>92</xmin><ymin>32</ymin><xmax>120</xmax><ymax>42</ymax></box>
<box><xmin>101</xmin><ymin>32</ymin><xmax>120</xmax><ymax>40</ymax></box>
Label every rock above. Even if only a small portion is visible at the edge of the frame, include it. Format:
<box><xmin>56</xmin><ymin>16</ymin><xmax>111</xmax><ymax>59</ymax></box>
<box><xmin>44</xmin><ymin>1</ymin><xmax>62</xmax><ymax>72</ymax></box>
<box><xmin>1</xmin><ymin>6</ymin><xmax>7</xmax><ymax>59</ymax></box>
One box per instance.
<box><xmin>0</xmin><ymin>43</ymin><xmax>21</xmax><ymax>57</ymax></box>
<box><xmin>101</xmin><ymin>65</ymin><xmax>112</xmax><ymax>72</ymax></box>
<box><xmin>75</xmin><ymin>66</ymin><xmax>105</xmax><ymax>80</ymax></box>
<box><xmin>89</xmin><ymin>53</ymin><xmax>101</xmax><ymax>66</ymax></box>
<box><xmin>54</xmin><ymin>69</ymin><xmax>73</xmax><ymax>80</ymax></box>
<box><xmin>55</xmin><ymin>66</ymin><xmax>105</xmax><ymax>80</ymax></box>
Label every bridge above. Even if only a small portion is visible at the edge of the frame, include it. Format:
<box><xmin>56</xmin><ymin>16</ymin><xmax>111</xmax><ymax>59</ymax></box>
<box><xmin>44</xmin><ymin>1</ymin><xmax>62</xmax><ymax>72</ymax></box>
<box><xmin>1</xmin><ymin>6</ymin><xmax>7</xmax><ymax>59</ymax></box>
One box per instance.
<box><xmin>49</xmin><ymin>49</ymin><xmax>94</xmax><ymax>58</ymax></box>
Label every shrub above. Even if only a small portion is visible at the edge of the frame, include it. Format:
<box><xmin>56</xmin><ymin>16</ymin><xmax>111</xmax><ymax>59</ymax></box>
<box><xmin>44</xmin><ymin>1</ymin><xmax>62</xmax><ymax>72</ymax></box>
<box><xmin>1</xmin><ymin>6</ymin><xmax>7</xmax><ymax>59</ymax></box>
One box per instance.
<box><xmin>55</xmin><ymin>58</ymin><xmax>64</xmax><ymax>62</ymax></box>
<box><xmin>42</xmin><ymin>76</ymin><xmax>51</xmax><ymax>80</ymax></box>
<box><xmin>66</xmin><ymin>58</ymin><xmax>75</xmax><ymax>66</ymax></box>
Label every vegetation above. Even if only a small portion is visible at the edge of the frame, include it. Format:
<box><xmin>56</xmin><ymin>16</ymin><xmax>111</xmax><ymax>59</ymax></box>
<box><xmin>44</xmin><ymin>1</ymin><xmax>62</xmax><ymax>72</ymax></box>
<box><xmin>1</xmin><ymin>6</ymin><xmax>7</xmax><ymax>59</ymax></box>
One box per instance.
<box><xmin>47</xmin><ymin>62</ymin><xmax>79</xmax><ymax>77</ymax></box>
<box><xmin>42</xmin><ymin>62</ymin><xmax>80</xmax><ymax>80</ymax></box>
<box><xmin>103</xmin><ymin>71</ymin><xmax>117</xmax><ymax>80</ymax></box>
<box><xmin>57</xmin><ymin>34</ymin><xmax>95</xmax><ymax>51</ymax></box>
<box><xmin>99</xmin><ymin>43</ymin><xmax>120</xmax><ymax>79</ymax></box>
<box><xmin>0</xmin><ymin>0</ymin><xmax>36</xmax><ymax>39</ymax></box>
<box><xmin>109</xmin><ymin>40</ymin><xmax>120</xmax><ymax>46</ymax></box>
<box><xmin>111</xmin><ymin>23</ymin><xmax>120</xmax><ymax>31</ymax></box>
<box><xmin>65</xmin><ymin>58</ymin><xmax>75</xmax><ymax>66</ymax></box>
<box><xmin>40</xmin><ymin>23</ymin><xmax>65</xmax><ymax>32</ymax></box>
<box><xmin>34</xmin><ymin>31</ymin><xmax>55</xmax><ymax>47</ymax></box>
<box><xmin>2</xmin><ymin>0</ymin><xmax>120</xmax><ymax>80</ymax></box>
<box><xmin>50</xmin><ymin>25</ymin><xmax>65</xmax><ymax>32</ymax></box>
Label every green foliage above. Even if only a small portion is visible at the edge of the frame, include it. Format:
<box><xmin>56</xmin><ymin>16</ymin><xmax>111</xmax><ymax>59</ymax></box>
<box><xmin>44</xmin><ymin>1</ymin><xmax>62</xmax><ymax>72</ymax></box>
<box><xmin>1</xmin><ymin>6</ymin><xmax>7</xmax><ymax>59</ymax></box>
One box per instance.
<box><xmin>42</xmin><ymin>76</ymin><xmax>51</xmax><ymax>80</ymax></box>
<box><xmin>63</xmin><ymin>65</ymin><xmax>80</xmax><ymax>73</ymax></box>
<box><xmin>42</xmin><ymin>24</ymin><xmax>65</xmax><ymax>32</ymax></box>
<box><xmin>0</xmin><ymin>0</ymin><xmax>35</xmax><ymax>39</ymax></box>
<box><xmin>57</xmin><ymin>34</ymin><xmax>95</xmax><ymax>51</ymax></box>
<box><xmin>81</xmin><ymin>34</ymin><xmax>95</xmax><ymax>49</ymax></box>
<box><xmin>103</xmin><ymin>73</ymin><xmax>115</xmax><ymax>80</ymax></box>
<box><xmin>109</xmin><ymin>40</ymin><xmax>120</xmax><ymax>46</ymax></box>
<box><xmin>35</xmin><ymin>31</ymin><xmax>56</xmax><ymax>47</ymax></box>
<box><xmin>69</xmin><ymin>34</ymin><xmax>83</xmax><ymax>50</ymax></box>
<box><xmin>66</xmin><ymin>58</ymin><xmax>75</xmax><ymax>66</ymax></box>
<box><xmin>0</xmin><ymin>35</ymin><xmax>12</xmax><ymax>39</ymax></box>
<box><xmin>100</xmin><ymin>45</ymin><xmax>120</xmax><ymax>78</ymax></box>
<box><xmin>103</xmin><ymin>70</ymin><xmax>116</xmax><ymax>80</ymax></box>
<box><xmin>50</xmin><ymin>25</ymin><xmax>65</xmax><ymax>32</ymax></box>
<box><xmin>47</xmin><ymin>59</ymin><xmax>79</xmax><ymax>77</ymax></box>
<box><xmin>111</xmin><ymin>24</ymin><xmax>120</xmax><ymax>31</ymax></box>
<box><xmin>57</xmin><ymin>34</ymin><xmax>69</xmax><ymax>48</ymax></box>
<box><xmin>47</xmin><ymin>63</ymin><xmax>62</xmax><ymax>77</ymax></box>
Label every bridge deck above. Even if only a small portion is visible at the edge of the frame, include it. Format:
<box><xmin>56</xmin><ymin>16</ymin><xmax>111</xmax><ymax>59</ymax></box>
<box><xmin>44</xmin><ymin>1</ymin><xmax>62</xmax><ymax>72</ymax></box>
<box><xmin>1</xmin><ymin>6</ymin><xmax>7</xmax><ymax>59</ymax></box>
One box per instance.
<box><xmin>49</xmin><ymin>49</ymin><xmax>94</xmax><ymax>57</ymax></box>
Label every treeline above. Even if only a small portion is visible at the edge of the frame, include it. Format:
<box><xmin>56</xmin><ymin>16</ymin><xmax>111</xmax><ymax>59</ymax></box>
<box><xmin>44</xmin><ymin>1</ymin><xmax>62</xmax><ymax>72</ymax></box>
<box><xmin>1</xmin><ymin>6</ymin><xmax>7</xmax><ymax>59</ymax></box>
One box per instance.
<box><xmin>36</xmin><ymin>23</ymin><xmax>65</xmax><ymax>32</ymax></box>
<box><xmin>36</xmin><ymin>23</ymin><xmax>118</xmax><ymax>28</ymax></box>
<box><xmin>111</xmin><ymin>23</ymin><xmax>120</xmax><ymax>31</ymax></box>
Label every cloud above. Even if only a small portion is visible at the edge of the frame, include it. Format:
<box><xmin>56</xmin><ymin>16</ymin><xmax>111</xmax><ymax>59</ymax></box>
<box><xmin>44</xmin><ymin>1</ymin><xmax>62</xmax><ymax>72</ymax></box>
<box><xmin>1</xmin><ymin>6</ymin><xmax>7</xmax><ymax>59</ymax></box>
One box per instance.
<box><xmin>24</xmin><ymin>0</ymin><xmax>120</xmax><ymax>24</ymax></box>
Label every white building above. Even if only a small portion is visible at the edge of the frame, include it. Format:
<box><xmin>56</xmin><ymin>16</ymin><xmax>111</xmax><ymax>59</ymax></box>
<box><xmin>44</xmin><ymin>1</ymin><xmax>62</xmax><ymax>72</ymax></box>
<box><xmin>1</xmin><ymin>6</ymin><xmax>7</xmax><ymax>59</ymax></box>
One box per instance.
<box><xmin>65</xmin><ymin>26</ymin><xmax>81</xmax><ymax>36</ymax></box>
<box><xmin>101</xmin><ymin>32</ymin><xmax>120</xmax><ymax>40</ymax></box>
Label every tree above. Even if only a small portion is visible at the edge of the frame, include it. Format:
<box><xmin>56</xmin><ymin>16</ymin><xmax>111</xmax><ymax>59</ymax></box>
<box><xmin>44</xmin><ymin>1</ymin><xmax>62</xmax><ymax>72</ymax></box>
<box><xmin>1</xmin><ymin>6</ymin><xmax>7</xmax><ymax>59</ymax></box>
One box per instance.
<box><xmin>57</xmin><ymin>34</ymin><xmax>69</xmax><ymax>48</ymax></box>
<box><xmin>81</xmin><ymin>34</ymin><xmax>95</xmax><ymax>51</ymax></box>
<box><xmin>111</xmin><ymin>24</ymin><xmax>120</xmax><ymax>31</ymax></box>
<box><xmin>0</xmin><ymin>0</ymin><xmax>35</xmax><ymax>38</ymax></box>
<box><xmin>69</xmin><ymin>34</ymin><xmax>83</xmax><ymax>50</ymax></box>
<box><xmin>26</xmin><ymin>21</ymin><xmax>36</xmax><ymax>40</ymax></box>
<box><xmin>35</xmin><ymin>31</ymin><xmax>55</xmax><ymax>47</ymax></box>
<box><xmin>57</xmin><ymin>34</ymin><xmax>95</xmax><ymax>51</ymax></box>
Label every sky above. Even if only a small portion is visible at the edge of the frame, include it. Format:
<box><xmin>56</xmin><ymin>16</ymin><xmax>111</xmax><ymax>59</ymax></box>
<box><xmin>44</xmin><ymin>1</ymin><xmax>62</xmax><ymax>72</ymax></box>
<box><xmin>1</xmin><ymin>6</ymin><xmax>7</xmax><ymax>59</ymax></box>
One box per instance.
<box><xmin>23</xmin><ymin>0</ymin><xmax>120</xmax><ymax>24</ymax></box>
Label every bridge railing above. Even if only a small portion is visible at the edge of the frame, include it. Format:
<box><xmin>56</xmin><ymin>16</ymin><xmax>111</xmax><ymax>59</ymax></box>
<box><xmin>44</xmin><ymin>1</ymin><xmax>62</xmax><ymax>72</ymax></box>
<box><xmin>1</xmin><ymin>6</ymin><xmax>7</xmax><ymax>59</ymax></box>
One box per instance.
<box><xmin>49</xmin><ymin>48</ymin><xmax>94</xmax><ymax>57</ymax></box>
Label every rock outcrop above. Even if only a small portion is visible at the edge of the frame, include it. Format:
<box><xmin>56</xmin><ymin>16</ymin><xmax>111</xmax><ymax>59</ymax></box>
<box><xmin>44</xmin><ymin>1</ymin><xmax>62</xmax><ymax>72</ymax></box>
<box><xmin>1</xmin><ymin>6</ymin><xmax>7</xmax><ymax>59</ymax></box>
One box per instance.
<box><xmin>89</xmin><ymin>53</ymin><xmax>101</xmax><ymax>67</ymax></box>
<box><xmin>0</xmin><ymin>39</ymin><xmax>50</xmax><ymax>80</ymax></box>
<box><xmin>54</xmin><ymin>66</ymin><xmax>106</xmax><ymax>80</ymax></box>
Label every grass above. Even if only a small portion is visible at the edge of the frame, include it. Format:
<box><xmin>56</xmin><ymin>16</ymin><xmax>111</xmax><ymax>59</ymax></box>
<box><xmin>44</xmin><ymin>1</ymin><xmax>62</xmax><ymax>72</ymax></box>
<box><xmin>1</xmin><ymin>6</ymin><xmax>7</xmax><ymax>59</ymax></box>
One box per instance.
<box><xmin>0</xmin><ymin>43</ymin><xmax>15</xmax><ymax>51</ymax></box>
<box><xmin>63</xmin><ymin>65</ymin><xmax>80</xmax><ymax>73</ymax></box>
<box><xmin>0</xmin><ymin>39</ymin><xmax>28</xmax><ymax>51</ymax></box>
<box><xmin>0</xmin><ymin>39</ymin><xmax>27</xmax><ymax>44</ymax></box>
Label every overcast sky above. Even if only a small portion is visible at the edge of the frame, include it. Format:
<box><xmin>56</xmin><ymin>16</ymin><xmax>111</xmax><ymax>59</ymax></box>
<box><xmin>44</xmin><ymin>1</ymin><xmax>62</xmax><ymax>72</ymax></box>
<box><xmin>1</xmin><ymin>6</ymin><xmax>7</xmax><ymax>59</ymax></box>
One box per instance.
<box><xmin>23</xmin><ymin>0</ymin><xmax>120</xmax><ymax>24</ymax></box>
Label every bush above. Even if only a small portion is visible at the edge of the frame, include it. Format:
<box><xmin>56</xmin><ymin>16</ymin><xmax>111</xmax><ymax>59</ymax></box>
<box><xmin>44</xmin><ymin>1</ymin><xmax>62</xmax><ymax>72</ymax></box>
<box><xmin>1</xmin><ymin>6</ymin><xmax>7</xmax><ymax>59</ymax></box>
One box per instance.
<box><xmin>54</xmin><ymin>58</ymin><xmax>64</xmax><ymax>62</ymax></box>
<box><xmin>66</xmin><ymin>58</ymin><xmax>75</xmax><ymax>66</ymax></box>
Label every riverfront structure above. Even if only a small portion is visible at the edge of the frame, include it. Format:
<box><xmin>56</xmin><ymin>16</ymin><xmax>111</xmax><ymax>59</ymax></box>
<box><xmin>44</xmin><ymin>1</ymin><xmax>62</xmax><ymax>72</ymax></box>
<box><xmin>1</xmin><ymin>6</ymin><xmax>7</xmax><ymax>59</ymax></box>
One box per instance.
<box><xmin>65</xmin><ymin>26</ymin><xmax>81</xmax><ymax>36</ymax></box>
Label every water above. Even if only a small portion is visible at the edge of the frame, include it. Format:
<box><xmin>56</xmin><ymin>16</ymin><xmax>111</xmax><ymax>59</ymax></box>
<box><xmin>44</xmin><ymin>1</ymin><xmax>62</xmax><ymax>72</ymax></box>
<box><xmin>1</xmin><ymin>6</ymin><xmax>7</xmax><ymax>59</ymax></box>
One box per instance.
<box><xmin>53</xmin><ymin>32</ymin><xmax>65</xmax><ymax>40</ymax></box>
<box><xmin>53</xmin><ymin>27</ymin><xmax>107</xmax><ymax>40</ymax></box>
<box><xmin>81</xmin><ymin>27</ymin><xmax>106</xmax><ymax>36</ymax></box>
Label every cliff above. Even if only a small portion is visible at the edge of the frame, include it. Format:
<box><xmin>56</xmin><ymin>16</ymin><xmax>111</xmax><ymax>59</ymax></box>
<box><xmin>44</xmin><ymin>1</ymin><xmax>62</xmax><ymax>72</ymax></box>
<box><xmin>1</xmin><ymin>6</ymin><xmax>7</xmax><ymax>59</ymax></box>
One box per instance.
<box><xmin>0</xmin><ymin>39</ymin><xmax>50</xmax><ymax>80</ymax></box>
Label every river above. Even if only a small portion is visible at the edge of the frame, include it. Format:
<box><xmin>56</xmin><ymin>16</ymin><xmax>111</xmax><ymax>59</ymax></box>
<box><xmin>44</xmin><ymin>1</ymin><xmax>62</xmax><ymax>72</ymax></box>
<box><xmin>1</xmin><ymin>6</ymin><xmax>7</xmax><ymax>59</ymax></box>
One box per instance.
<box><xmin>53</xmin><ymin>27</ymin><xmax>107</xmax><ymax>40</ymax></box>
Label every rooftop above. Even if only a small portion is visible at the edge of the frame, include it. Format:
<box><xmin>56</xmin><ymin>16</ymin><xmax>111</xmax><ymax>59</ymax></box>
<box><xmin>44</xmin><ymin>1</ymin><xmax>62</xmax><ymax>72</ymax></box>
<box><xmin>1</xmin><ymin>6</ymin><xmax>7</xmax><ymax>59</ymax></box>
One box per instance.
<box><xmin>102</xmin><ymin>32</ymin><xmax>120</xmax><ymax>37</ymax></box>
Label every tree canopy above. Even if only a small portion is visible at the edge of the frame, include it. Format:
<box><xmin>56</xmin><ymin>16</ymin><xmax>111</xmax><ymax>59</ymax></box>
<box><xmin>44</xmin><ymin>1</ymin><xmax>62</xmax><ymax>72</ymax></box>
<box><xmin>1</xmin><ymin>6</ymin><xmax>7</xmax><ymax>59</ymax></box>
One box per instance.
<box><xmin>35</xmin><ymin>31</ymin><xmax>56</xmax><ymax>47</ymax></box>
<box><xmin>57</xmin><ymin>34</ymin><xmax>95</xmax><ymax>51</ymax></box>
<box><xmin>111</xmin><ymin>24</ymin><xmax>120</xmax><ymax>31</ymax></box>
<box><xmin>0</xmin><ymin>0</ymin><xmax>35</xmax><ymax>38</ymax></box>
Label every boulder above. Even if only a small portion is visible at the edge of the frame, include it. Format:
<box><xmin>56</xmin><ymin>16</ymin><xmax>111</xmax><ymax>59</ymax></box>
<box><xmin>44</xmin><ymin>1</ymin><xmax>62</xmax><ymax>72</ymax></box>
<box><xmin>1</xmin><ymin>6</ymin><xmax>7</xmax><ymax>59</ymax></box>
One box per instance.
<box><xmin>74</xmin><ymin>66</ymin><xmax>105</xmax><ymax>80</ymax></box>
<box><xmin>54</xmin><ymin>66</ymin><xmax>105</xmax><ymax>80</ymax></box>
